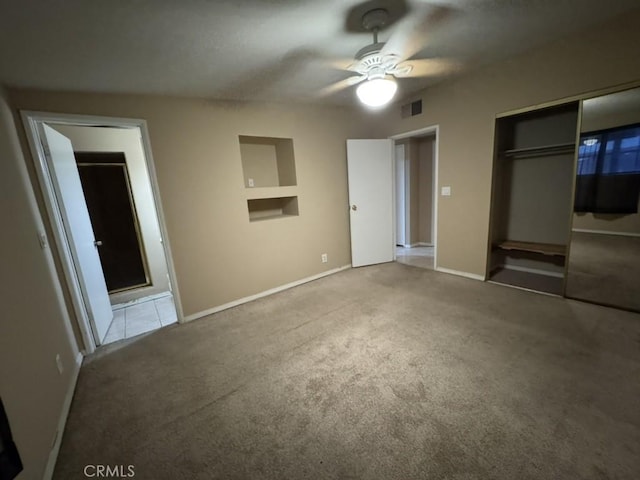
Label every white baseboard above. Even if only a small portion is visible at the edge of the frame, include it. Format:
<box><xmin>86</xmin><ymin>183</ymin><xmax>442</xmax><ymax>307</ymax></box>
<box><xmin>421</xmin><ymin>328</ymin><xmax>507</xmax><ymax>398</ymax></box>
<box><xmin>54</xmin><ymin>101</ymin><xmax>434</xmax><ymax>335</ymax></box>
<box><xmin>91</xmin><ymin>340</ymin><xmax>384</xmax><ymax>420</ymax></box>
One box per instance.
<box><xmin>43</xmin><ymin>351</ymin><xmax>83</xmax><ymax>480</ymax></box>
<box><xmin>184</xmin><ymin>265</ymin><xmax>351</xmax><ymax>322</ymax></box>
<box><xmin>500</xmin><ymin>264</ymin><xmax>564</xmax><ymax>278</ymax></box>
<box><xmin>435</xmin><ymin>266</ymin><xmax>485</xmax><ymax>281</ymax></box>
<box><xmin>572</xmin><ymin>228</ymin><xmax>640</xmax><ymax>238</ymax></box>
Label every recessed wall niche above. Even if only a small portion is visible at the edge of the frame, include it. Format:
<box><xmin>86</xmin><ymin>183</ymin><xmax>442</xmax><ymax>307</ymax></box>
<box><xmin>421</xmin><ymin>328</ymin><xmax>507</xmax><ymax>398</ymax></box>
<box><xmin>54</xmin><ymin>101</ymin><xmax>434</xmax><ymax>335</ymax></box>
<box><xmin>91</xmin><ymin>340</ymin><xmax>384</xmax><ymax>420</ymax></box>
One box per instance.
<box><xmin>247</xmin><ymin>196</ymin><xmax>299</xmax><ymax>222</ymax></box>
<box><xmin>239</xmin><ymin>135</ymin><xmax>299</xmax><ymax>222</ymax></box>
<box><xmin>239</xmin><ymin>135</ymin><xmax>297</xmax><ymax>188</ymax></box>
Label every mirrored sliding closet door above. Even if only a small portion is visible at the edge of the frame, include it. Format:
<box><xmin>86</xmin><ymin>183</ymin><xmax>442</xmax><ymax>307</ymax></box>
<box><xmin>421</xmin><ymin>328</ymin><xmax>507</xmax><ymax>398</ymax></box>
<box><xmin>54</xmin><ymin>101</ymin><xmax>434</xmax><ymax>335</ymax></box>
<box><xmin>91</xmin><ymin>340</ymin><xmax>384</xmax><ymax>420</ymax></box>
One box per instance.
<box><xmin>566</xmin><ymin>87</ymin><xmax>640</xmax><ymax>312</ymax></box>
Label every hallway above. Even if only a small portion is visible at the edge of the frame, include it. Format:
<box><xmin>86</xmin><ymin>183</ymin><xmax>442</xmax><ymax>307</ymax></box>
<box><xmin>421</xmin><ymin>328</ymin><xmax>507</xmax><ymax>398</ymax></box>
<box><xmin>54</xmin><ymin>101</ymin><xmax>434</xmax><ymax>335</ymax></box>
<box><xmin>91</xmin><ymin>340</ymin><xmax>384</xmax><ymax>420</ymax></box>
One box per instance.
<box><xmin>103</xmin><ymin>292</ymin><xmax>177</xmax><ymax>345</ymax></box>
<box><xmin>395</xmin><ymin>246</ymin><xmax>434</xmax><ymax>270</ymax></box>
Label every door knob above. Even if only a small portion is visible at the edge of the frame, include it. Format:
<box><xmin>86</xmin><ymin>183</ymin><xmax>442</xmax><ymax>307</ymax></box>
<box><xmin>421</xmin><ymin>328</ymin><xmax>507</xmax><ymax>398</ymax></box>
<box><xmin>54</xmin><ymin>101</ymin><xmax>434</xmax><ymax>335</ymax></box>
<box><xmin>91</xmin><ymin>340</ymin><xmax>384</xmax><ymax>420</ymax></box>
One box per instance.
<box><xmin>94</xmin><ymin>240</ymin><xmax>103</xmax><ymax>247</ymax></box>
<box><xmin>351</xmin><ymin>205</ymin><xmax>358</xmax><ymax>211</ymax></box>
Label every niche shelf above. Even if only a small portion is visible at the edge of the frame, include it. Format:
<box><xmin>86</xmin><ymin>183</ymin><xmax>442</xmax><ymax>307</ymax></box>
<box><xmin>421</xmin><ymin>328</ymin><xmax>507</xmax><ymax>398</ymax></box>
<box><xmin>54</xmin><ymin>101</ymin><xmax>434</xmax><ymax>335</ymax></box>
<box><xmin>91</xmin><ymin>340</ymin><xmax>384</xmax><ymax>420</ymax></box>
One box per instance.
<box><xmin>239</xmin><ymin>135</ymin><xmax>297</xmax><ymax>188</ymax></box>
<box><xmin>245</xmin><ymin>186</ymin><xmax>297</xmax><ymax>200</ymax></box>
<box><xmin>247</xmin><ymin>196</ymin><xmax>299</xmax><ymax>222</ymax></box>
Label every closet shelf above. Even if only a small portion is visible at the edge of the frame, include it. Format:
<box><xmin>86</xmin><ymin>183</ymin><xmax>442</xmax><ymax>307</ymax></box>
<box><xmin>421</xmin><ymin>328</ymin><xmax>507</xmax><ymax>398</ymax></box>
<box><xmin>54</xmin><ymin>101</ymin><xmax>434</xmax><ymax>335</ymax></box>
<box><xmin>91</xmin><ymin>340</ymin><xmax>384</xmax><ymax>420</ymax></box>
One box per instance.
<box><xmin>502</xmin><ymin>143</ymin><xmax>575</xmax><ymax>158</ymax></box>
<box><xmin>494</xmin><ymin>240</ymin><xmax>566</xmax><ymax>257</ymax></box>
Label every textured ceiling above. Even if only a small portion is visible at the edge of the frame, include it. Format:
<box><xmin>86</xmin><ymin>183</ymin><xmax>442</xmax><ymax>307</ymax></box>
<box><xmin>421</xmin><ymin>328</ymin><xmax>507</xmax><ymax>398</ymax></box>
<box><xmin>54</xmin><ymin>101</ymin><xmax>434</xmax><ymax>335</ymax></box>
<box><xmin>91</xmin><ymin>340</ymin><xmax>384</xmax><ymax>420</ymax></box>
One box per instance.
<box><xmin>0</xmin><ymin>0</ymin><xmax>639</xmax><ymax>106</ymax></box>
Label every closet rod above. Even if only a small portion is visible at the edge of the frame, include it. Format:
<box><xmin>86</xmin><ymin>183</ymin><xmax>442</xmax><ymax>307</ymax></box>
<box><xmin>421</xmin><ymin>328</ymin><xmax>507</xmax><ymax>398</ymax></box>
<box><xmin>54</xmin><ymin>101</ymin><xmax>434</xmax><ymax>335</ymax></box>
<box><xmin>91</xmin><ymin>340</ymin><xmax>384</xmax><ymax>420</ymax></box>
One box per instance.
<box><xmin>503</xmin><ymin>142</ymin><xmax>575</xmax><ymax>158</ymax></box>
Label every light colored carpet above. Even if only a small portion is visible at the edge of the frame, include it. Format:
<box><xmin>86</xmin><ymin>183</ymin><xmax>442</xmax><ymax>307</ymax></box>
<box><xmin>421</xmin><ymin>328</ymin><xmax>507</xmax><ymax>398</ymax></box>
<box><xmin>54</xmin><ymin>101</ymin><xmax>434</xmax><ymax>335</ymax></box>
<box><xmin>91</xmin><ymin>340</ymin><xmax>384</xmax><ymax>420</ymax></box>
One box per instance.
<box><xmin>55</xmin><ymin>263</ymin><xmax>640</xmax><ymax>479</ymax></box>
<box><xmin>566</xmin><ymin>231</ymin><xmax>640</xmax><ymax>312</ymax></box>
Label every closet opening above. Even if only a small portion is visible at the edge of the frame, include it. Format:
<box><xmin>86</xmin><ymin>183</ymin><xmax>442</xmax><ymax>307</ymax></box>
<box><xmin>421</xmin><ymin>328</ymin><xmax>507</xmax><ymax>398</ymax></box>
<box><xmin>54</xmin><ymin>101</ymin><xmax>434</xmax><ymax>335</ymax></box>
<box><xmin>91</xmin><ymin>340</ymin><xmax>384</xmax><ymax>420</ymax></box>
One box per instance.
<box><xmin>487</xmin><ymin>102</ymin><xmax>580</xmax><ymax>295</ymax></box>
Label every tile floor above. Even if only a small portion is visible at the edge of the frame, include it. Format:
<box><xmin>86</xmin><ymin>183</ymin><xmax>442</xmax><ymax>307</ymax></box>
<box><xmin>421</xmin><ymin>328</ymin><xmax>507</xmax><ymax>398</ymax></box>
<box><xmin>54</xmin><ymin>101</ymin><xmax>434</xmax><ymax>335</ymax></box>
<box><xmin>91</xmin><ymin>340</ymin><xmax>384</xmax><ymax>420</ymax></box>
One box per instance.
<box><xmin>396</xmin><ymin>245</ymin><xmax>435</xmax><ymax>270</ymax></box>
<box><xmin>102</xmin><ymin>292</ymin><xmax>177</xmax><ymax>346</ymax></box>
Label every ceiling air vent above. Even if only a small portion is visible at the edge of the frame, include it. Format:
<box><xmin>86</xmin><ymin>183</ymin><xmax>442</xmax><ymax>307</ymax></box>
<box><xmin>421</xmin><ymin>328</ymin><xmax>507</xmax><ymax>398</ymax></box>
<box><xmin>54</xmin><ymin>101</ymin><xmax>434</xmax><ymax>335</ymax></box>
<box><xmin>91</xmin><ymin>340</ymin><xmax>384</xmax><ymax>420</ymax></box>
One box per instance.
<box><xmin>401</xmin><ymin>99</ymin><xmax>423</xmax><ymax>118</ymax></box>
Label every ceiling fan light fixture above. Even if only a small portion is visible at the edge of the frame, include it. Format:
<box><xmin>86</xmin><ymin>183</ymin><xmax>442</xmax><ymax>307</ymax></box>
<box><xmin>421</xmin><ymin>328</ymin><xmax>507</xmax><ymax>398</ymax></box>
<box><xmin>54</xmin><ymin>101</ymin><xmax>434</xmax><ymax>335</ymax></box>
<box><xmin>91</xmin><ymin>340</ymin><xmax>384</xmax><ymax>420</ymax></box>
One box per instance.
<box><xmin>356</xmin><ymin>77</ymin><xmax>398</xmax><ymax>108</ymax></box>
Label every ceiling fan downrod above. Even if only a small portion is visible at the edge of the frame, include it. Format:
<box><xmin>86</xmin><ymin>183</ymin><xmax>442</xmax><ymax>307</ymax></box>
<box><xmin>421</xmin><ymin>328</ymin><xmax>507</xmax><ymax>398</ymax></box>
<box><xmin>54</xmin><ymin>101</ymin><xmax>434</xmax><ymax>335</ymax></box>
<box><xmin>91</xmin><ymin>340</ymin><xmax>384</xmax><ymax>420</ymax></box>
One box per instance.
<box><xmin>354</xmin><ymin>8</ymin><xmax>390</xmax><ymax>62</ymax></box>
<box><xmin>362</xmin><ymin>8</ymin><xmax>389</xmax><ymax>46</ymax></box>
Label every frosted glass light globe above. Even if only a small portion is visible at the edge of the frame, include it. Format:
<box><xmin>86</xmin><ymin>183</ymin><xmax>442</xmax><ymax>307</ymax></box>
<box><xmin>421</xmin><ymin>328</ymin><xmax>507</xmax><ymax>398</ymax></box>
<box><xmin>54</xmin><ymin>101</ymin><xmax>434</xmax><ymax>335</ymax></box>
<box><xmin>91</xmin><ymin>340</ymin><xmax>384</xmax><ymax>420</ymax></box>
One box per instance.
<box><xmin>356</xmin><ymin>78</ymin><xmax>398</xmax><ymax>108</ymax></box>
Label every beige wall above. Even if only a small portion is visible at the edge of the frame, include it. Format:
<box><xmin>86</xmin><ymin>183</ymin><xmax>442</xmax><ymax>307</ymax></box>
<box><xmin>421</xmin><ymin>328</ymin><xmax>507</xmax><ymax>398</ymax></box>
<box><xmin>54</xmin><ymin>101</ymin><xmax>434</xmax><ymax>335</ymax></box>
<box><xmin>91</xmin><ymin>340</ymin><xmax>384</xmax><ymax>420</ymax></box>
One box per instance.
<box><xmin>0</xmin><ymin>88</ymin><xmax>79</xmax><ymax>479</ymax></box>
<box><xmin>8</xmin><ymin>91</ymin><xmax>376</xmax><ymax>319</ymax></box>
<box><xmin>240</xmin><ymin>143</ymin><xmax>279</xmax><ymax>187</ymax></box>
<box><xmin>378</xmin><ymin>8</ymin><xmax>640</xmax><ymax>276</ymax></box>
<box><xmin>408</xmin><ymin>139</ymin><xmax>420</xmax><ymax>245</ymax></box>
<box><xmin>52</xmin><ymin>124</ymin><xmax>171</xmax><ymax>304</ymax></box>
<box><xmin>396</xmin><ymin>138</ymin><xmax>420</xmax><ymax>245</ymax></box>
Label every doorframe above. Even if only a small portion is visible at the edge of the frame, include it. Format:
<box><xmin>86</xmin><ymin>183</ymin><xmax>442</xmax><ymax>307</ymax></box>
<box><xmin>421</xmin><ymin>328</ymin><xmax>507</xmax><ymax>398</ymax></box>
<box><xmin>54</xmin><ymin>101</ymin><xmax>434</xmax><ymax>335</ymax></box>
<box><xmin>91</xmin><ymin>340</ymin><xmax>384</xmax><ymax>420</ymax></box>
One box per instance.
<box><xmin>389</xmin><ymin>125</ymin><xmax>439</xmax><ymax>269</ymax></box>
<box><xmin>394</xmin><ymin>142</ymin><xmax>408</xmax><ymax>246</ymax></box>
<box><xmin>21</xmin><ymin>111</ymin><xmax>183</xmax><ymax>355</ymax></box>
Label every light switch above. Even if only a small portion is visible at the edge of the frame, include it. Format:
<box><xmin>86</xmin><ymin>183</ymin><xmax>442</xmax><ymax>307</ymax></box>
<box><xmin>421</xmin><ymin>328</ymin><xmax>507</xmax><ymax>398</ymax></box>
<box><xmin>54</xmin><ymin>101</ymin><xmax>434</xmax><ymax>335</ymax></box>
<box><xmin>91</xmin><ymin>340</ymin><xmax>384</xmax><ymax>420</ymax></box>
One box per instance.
<box><xmin>441</xmin><ymin>186</ymin><xmax>451</xmax><ymax>196</ymax></box>
<box><xmin>248</xmin><ymin>178</ymin><xmax>255</xmax><ymax>187</ymax></box>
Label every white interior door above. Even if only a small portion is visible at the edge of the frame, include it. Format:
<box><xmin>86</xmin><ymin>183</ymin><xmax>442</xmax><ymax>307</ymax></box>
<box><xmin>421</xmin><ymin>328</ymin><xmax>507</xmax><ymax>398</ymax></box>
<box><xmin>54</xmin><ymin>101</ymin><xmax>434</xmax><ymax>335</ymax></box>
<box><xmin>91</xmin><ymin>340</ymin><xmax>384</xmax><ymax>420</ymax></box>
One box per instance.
<box><xmin>347</xmin><ymin>139</ymin><xmax>394</xmax><ymax>267</ymax></box>
<box><xmin>41</xmin><ymin>124</ymin><xmax>113</xmax><ymax>344</ymax></box>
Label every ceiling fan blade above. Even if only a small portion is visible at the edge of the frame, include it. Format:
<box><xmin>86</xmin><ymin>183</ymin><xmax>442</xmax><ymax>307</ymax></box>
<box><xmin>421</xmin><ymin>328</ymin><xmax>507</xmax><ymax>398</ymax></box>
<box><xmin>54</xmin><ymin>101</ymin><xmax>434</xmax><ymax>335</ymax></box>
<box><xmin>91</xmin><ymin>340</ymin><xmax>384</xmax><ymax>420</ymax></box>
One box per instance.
<box><xmin>347</xmin><ymin>74</ymin><xmax>368</xmax><ymax>85</ymax></box>
<box><xmin>326</xmin><ymin>58</ymin><xmax>358</xmax><ymax>72</ymax></box>
<box><xmin>381</xmin><ymin>5</ymin><xmax>454</xmax><ymax>62</ymax></box>
<box><xmin>390</xmin><ymin>58</ymin><xmax>461</xmax><ymax>78</ymax></box>
<box><xmin>316</xmin><ymin>75</ymin><xmax>367</xmax><ymax>98</ymax></box>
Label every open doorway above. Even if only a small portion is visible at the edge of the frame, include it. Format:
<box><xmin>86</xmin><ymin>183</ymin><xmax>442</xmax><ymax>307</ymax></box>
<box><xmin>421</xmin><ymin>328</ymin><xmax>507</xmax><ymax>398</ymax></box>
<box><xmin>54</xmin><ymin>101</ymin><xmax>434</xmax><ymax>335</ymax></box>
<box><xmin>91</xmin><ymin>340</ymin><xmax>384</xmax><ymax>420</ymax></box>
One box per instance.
<box><xmin>22</xmin><ymin>112</ymin><xmax>182</xmax><ymax>354</ymax></box>
<box><xmin>392</xmin><ymin>127</ymin><xmax>438</xmax><ymax>270</ymax></box>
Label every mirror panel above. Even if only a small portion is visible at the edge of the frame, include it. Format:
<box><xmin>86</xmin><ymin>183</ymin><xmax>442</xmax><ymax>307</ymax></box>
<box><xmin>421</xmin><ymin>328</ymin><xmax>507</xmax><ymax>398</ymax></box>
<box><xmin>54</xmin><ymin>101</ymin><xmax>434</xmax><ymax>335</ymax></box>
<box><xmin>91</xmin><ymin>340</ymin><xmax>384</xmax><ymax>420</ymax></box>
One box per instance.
<box><xmin>566</xmin><ymin>87</ymin><xmax>640</xmax><ymax>311</ymax></box>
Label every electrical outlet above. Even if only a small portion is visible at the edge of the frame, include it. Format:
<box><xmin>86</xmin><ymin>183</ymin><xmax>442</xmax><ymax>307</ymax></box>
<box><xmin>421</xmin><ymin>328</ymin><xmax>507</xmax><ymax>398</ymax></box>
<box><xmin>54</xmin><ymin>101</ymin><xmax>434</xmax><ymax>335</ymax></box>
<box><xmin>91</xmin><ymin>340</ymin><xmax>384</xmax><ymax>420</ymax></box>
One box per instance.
<box><xmin>38</xmin><ymin>232</ymin><xmax>48</xmax><ymax>249</ymax></box>
<box><xmin>248</xmin><ymin>178</ymin><xmax>255</xmax><ymax>187</ymax></box>
<box><xmin>55</xmin><ymin>354</ymin><xmax>64</xmax><ymax>375</ymax></box>
<box><xmin>441</xmin><ymin>186</ymin><xmax>451</xmax><ymax>196</ymax></box>
<box><xmin>321</xmin><ymin>253</ymin><xmax>328</xmax><ymax>263</ymax></box>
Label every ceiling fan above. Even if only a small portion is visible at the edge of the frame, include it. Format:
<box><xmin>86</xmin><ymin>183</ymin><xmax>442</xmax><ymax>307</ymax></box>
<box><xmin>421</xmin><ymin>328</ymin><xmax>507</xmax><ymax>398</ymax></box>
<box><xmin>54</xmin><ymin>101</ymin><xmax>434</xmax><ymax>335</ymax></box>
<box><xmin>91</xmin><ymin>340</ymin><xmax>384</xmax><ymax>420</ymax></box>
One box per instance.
<box><xmin>321</xmin><ymin>5</ymin><xmax>458</xmax><ymax>108</ymax></box>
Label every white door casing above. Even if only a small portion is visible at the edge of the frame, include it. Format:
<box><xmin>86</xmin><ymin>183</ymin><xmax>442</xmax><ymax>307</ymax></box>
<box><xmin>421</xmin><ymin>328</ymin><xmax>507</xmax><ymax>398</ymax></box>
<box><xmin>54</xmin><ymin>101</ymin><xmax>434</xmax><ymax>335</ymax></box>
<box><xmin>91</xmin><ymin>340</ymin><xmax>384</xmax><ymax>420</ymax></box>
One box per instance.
<box><xmin>347</xmin><ymin>139</ymin><xmax>394</xmax><ymax>267</ymax></box>
<box><xmin>395</xmin><ymin>144</ymin><xmax>406</xmax><ymax>246</ymax></box>
<box><xmin>41</xmin><ymin>124</ymin><xmax>113</xmax><ymax>344</ymax></box>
